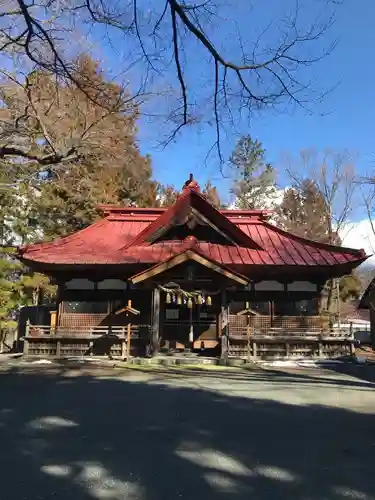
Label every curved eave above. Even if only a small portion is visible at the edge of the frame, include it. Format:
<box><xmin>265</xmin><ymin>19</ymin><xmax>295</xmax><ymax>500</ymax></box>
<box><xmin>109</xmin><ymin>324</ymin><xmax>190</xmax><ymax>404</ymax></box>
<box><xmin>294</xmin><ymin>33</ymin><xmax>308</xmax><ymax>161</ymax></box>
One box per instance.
<box><xmin>18</xmin><ymin>256</ymin><xmax>147</xmax><ymax>277</ymax></box>
<box><xmin>263</xmin><ymin>221</ymin><xmax>366</xmax><ymax>260</ymax></box>
<box><xmin>18</xmin><ymin>218</ymin><xmax>108</xmax><ymax>255</ymax></box>
<box><xmin>19</xmin><ymin>254</ymin><xmax>368</xmax><ymax>278</ymax></box>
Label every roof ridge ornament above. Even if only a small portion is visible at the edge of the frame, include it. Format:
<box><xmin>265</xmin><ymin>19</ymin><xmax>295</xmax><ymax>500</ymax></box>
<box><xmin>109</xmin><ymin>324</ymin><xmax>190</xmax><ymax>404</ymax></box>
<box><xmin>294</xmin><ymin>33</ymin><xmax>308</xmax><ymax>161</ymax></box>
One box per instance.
<box><xmin>182</xmin><ymin>173</ymin><xmax>200</xmax><ymax>193</ymax></box>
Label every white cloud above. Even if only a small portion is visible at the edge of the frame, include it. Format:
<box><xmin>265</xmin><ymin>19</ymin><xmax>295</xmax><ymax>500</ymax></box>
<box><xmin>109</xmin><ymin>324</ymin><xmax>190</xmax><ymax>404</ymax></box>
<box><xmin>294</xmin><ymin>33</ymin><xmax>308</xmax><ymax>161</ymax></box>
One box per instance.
<box><xmin>340</xmin><ymin>220</ymin><xmax>375</xmax><ymax>254</ymax></box>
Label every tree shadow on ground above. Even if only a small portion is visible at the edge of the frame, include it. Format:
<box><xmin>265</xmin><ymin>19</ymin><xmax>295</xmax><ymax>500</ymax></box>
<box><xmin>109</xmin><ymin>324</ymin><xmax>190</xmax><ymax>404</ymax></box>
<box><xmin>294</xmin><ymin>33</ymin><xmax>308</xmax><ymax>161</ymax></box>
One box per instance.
<box><xmin>124</xmin><ymin>364</ymin><xmax>375</xmax><ymax>390</ymax></box>
<box><xmin>0</xmin><ymin>366</ymin><xmax>374</xmax><ymax>500</ymax></box>
<box><xmin>325</xmin><ymin>362</ymin><xmax>375</xmax><ymax>385</ymax></box>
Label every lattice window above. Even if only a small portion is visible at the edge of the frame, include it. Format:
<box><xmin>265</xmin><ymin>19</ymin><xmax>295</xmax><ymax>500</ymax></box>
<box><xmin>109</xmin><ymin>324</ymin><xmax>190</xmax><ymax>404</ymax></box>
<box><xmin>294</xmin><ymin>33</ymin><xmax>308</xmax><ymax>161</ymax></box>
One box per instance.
<box><xmin>59</xmin><ymin>313</ymin><xmax>108</xmax><ymax>328</ymax></box>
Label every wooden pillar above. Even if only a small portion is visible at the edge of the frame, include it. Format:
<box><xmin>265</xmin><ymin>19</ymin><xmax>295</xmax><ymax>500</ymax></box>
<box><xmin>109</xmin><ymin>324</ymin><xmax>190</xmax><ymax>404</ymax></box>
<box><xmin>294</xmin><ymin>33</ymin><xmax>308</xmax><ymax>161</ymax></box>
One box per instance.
<box><xmin>318</xmin><ymin>335</ymin><xmax>323</xmax><ymax>358</ymax></box>
<box><xmin>55</xmin><ymin>283</ymin><xmax>64</xmax><ymax>330</ymax></box>
<box><xmin>188</xmin><ymin>306</ymin><xmax>194</xmax><ymax>351</ymax></box>
<box><xmin>220</xmin><ymin>289</ymin><xmax>229</xmax><ymax>360</ymax></box>
<box><xmin>349</xmin><ymin>341</ymin><xmax>356</xmax><ymax>356</ymax></box>
<box><xmin>56</xmin><ymin>339</ymin><xmax>61</xmax><ymax>357</ymax></box>
<box><xmin>151</xmin><ymin>287</ymin><xmax>160</xmax><ymax>356</ymax></box>
<box><xmin>270</xmin><ymin>300</ymin><xmax>274</xmax><ymax>328</ymax></box>
<box><xmin>285</xmin><ymin>341</ymin><xmax>290</xmax><ymax>358</ymax></box>
<box><xmin>349</xmin><ymin>321</ymin><xmax>355</xmax><ymax>357</ymax></box>
<box><xmin>127</xmin><ymin>322</ymin><xmax>131</xmax><ymax>359</ymax></box>
<box><xmin>252</xmin><ymin>340</ymin><xmax>257</xmax><ymax>359</ymax></box>
<box><xmin>24</xmin><ymin>320</ymin><xmax>30</xmax><ymax>355</ymax></box>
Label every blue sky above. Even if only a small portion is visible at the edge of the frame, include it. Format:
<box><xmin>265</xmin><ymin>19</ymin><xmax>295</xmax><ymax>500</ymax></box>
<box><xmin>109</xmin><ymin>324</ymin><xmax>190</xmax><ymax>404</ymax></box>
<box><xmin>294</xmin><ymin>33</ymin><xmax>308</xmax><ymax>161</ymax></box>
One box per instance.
<box><xmin>121</xmin><ymin>0</ymin><xmax>375</xmax><ymax>204</ymax></box>
<box><xmin>2</xmin><ymin>1</ymin><xmax>373</xmax><ymax>205</ymax></box>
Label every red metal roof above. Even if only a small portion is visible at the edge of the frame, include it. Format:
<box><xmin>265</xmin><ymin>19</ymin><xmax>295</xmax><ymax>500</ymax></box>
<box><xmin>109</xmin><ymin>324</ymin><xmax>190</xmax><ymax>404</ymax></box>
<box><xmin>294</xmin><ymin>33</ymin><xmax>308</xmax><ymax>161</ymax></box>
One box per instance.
<box><xmin>19</xmin><ymin>208</ymin><xmax>367</xmax><ymax>270</ymax></box>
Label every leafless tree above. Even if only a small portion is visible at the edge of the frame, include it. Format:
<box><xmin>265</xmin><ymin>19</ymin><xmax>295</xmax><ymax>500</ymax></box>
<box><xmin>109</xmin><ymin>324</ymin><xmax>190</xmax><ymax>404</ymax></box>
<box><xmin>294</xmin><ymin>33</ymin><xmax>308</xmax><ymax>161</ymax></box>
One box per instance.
<box><xmin>286</xmin><ymin>148</ymin><xmax>359</xmax><ymax>243</ymax></box>
<box><xmin>285</xmin><ymin>148</ymin><xmax>359</xmax><ymax>315</ymax></box>
<box><xmin>0</xmin><ymin>55</ymin><xmax>148</xmax><ymax>182</ymax></box>
<box><xmin>361</xmin><ymin>181</ymin><xmax>375</xmax><ymax>252</ymax></box>
<box><xmin>1</xmin><ymin>0</ymin><xmax>340</xmax><ymax>161</ymax></box>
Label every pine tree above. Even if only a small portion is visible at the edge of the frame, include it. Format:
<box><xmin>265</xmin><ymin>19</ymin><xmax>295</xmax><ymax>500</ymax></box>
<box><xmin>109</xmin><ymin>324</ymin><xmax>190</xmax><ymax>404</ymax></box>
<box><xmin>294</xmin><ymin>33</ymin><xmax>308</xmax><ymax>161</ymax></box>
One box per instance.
<box><xmin>0</xmin><ymin>247</ymin><xmax>22</xmax><ymax>332</ymax></box>
<box><xmin>0</xmin><ymin>170</ymin><xmax>55</xmax><ymax>344</ymax></box>
<box><xmin>230</xmin><ymin>136</ymin><xmax>277</xmax><ymax>210</ymax></box>
<box><xmin>0</xmin><ymin>246</ymin><xmax>54</xmax><ymax>348</ymax></box>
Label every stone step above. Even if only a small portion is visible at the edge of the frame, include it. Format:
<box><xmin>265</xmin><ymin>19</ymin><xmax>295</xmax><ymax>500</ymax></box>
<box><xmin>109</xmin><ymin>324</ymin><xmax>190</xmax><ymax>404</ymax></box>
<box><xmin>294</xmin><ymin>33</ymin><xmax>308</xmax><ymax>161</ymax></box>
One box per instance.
<box><xmin>158</xmin><ymin>351</ymin><xmax>199</xmax><ymax>358</ymax></box>
<box><xmin>130</xmin><ymin>356</ymin><xmax>218</xmax><ymax>366</ymax></box>
<box><xmin>128</xmin><ymin>356</ymin><xmax>253</xmax><ymax>367</ymax></box>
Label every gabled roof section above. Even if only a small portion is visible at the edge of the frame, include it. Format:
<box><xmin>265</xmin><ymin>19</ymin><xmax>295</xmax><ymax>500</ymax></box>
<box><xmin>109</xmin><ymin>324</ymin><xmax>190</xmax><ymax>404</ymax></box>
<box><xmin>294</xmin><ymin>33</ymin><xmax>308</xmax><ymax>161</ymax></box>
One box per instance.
<box><xmin>123</xmin><ymin>188</ymin><xmax>263</xmax><ymax>250</ymax></box>
<box><xmin>128</xmin><ymin>249</ymin><xmax>249</xmax><ymax>285</ymax></box>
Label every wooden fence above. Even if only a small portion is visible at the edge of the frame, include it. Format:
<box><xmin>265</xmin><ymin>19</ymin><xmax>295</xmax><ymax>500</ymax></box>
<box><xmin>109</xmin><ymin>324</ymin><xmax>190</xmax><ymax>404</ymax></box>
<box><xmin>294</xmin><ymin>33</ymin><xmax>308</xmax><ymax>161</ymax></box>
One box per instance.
<box><xmin>227</xmin><ymin>314</ymin><xmax>356</xmax><ymax>359</ymax></box>
<box><xmin>22</xmin><ymin>315</ymin><xmax>357</xmax><ymax>359</ymax></box>
<box><xmin>23</xmin><ymin>324</ymin><xmax>151</xmax><ymax>358</ymax></box>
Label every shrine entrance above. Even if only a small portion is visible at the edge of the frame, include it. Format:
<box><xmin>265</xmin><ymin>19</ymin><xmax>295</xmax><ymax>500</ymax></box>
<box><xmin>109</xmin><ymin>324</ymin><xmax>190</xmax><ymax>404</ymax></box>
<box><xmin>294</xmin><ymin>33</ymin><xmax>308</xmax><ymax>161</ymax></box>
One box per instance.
<box><xmin>160</xmin><ymin>288</ymin><xmax>221</xmax><ymax>352</ymax></box>
<box><xmin>128</xmin><ymin>251</ymin><xmax>248</xmax><ymax>355</ymax></box>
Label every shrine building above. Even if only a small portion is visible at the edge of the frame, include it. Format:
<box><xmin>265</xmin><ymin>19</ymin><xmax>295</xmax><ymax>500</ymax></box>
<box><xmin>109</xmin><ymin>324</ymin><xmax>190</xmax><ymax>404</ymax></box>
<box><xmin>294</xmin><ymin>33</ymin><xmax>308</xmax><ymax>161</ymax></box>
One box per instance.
<box><xmin>18</xmin><ymin>175</ymin><xmax>367</xmax><ymax>359</ymax></box>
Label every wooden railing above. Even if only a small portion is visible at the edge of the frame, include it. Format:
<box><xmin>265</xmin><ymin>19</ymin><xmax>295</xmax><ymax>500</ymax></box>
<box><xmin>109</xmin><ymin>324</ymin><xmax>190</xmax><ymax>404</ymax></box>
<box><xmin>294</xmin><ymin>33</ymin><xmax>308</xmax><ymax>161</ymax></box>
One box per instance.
<box><xmin>21</xmin><ymin>320</ymin><xmax>358</xmax><ymax>360</ymax></box>
<box><xmin>22</xmin><ymin>324</ymin><xmax>151</xmax><ymax>358</ymax></box>
<box><xmin>227</xmin><ymin>325</ymin><xmax>356</xmax><ymax>359</ymax></box>
<box><xmin>227</xmin><ymin>314</ymin><xmax>358</xmax><ymax>358</ymax></box>
<box><xmin>252</xmin><ymin>328</ymin><xmax>354</xmax><ymax>340</ymax></box>
<box><xmin>24</xmin><ymin>324</ymin><xmax>149</xmax><ymax>338</ymax></box>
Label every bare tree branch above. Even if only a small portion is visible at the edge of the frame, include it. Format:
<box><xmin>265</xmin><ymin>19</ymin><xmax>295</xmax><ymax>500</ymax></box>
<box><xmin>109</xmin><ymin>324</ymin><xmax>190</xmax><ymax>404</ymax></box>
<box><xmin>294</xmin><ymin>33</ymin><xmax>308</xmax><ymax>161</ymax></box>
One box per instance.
<box><xmin>361</xmin><ymin>184</ymin><xmax>375</xmax><ymax>251</ymax></box>
<box><xmin>286</xmin><ymin>149</ymin><xmax>359</xmax><ymax>241</ymax></box>
<box><xmin>170</xmin><ymin>1</ymin><xmax>188</xmax><ymax>125</ymax></box>
<box><xmin>0</xmin><ymin>145</ymin><xmax>78</xmax><ymax>165</ymax></box>
<box><xmin>0</xmin><ymin>0</ymin><xmax>340</xmax><ymax>160</ymax></box>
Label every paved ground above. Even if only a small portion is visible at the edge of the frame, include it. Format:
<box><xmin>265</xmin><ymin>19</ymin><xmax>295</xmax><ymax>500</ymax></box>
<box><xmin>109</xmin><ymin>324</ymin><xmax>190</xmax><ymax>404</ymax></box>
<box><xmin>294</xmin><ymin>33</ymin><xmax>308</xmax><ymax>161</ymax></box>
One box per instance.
<box><xmin>1</xmin><ymin>361</ymin><xmax>375</xmax><ymax>500</ymax></box>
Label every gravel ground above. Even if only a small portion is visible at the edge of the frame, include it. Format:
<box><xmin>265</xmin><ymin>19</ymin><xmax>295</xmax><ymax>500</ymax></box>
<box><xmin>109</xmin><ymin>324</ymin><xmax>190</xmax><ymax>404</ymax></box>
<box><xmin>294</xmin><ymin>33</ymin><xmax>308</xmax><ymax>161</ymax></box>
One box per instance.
<box><xmin>0</xmin><ymin>361</ymin><xmax>375</xmax><ymax>500</ymax></box>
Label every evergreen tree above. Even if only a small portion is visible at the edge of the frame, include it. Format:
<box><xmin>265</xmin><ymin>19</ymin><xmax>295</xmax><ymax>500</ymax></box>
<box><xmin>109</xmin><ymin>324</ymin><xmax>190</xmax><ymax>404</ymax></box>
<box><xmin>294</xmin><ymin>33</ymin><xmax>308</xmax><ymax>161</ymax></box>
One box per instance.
<box><xmin>230</xmin><ymin>136</ymin><xmax>277</xmax><ymax>210</ymax></box>
<box><xmin>0</xmin><ymin>171</ymin><xmax>55</xmax><ymax>343</ymax></box>
<box><xmin>0</xmin><ymin>246</ymin><xmax>54</xmax><ymax>347</ymax></box>
<box><xmin>0</xmin><ymin>247</ymin><xmax>22</xmax><ymax>332</ymax></box>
